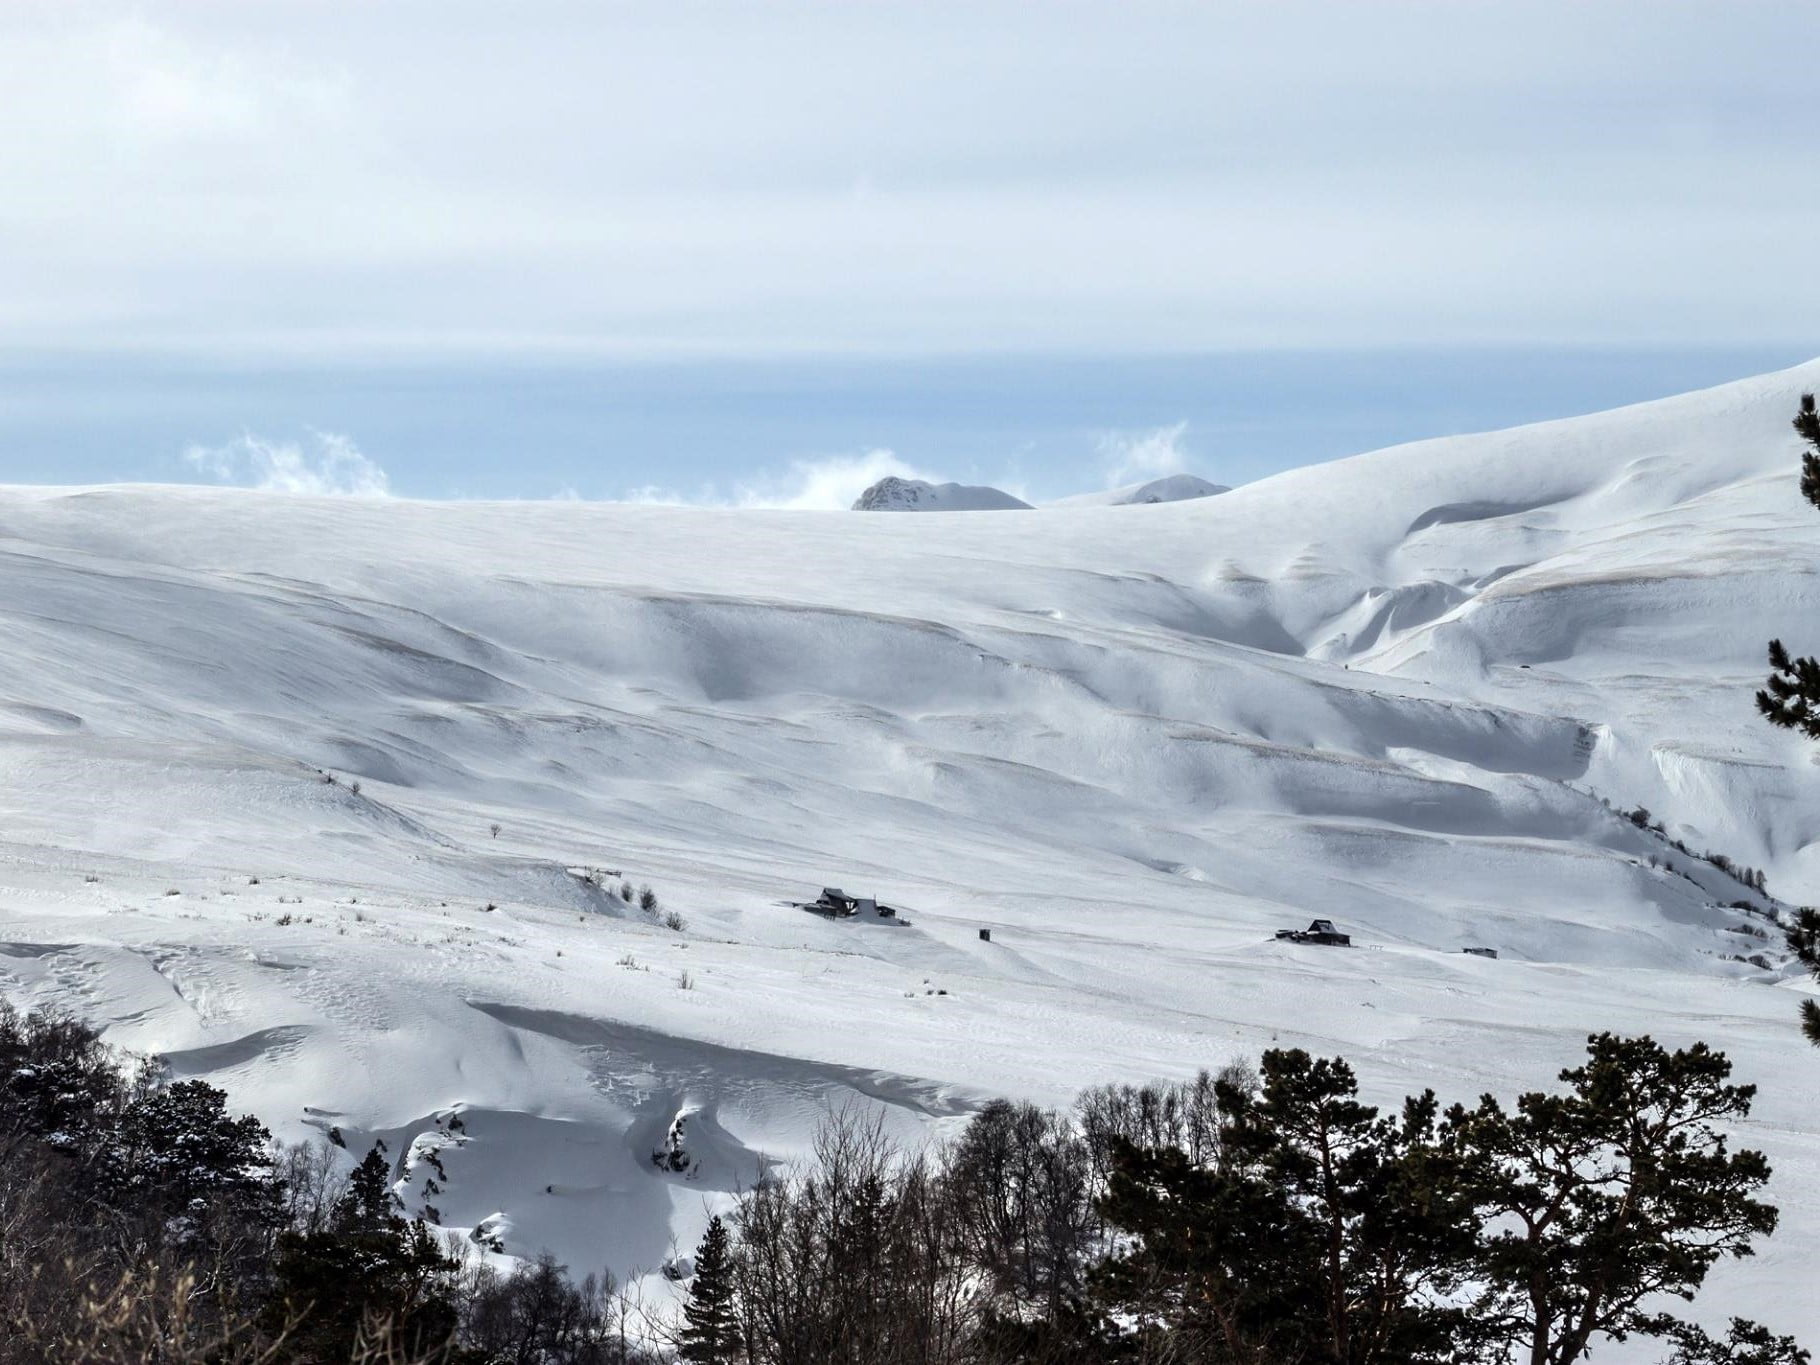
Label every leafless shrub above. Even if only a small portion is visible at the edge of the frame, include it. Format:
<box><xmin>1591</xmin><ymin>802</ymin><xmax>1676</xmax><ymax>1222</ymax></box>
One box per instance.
<box><xmin>730</xmin><ymin>1106</ymin><xmax>972</xmax><ymax>1365</ymax></box>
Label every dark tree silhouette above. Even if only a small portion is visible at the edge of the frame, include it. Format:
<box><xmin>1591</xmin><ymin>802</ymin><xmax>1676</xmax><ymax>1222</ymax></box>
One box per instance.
<box><xmin>1093</xmin><ymin>1050</ymin><xmax>1478</xmax><ymax>1365</ymax></box>
<box><xmin>0</xmin><ymin>994</ymin><xmax>1807</xmax><ymax>1363</ymax></box>
<box><xmin>1788</xmin><ymin>908</ymin><xmax>1820</xmax><ymax>1046</ymax></box>
<box><xmin>264</xmin><ymin>1143</ymin><xmax>462</xmax><ymax>1362</ymax></box>
<box><xmin>1756</xmin><ymin>393</ymin><xmax>1820</xmax><ymax>736</ymax></box>
<box><xmin>1447</xmin><ymin>1033</ymin><xmax>1779</xmax><ymax>1365</ymax></box>
<box><xmin>1756</xmin><ymin>395</ymin><xmax>1820</xmax><ymax>1045</ymax></box>
<box><xmin>1758</xmin><ymin>393</ymin><xmax>1820</xmax><ymax>735</ymax></box>
<box><xmin>679</xmin><ymin>1216</ymin><xmax>739</xmax><ymax>1364</ymax></box>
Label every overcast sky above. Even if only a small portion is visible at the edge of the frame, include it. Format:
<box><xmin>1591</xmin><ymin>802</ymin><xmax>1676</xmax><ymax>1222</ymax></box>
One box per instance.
<box><xmin>5</xmin><ymin>0</ymin><xmax>1817</xmax><ymax>358</ymax></box>
<box><xmin>1</xmin><ymin>2</ymin><xmax>1815</xmax><ymax>501</ymax></box>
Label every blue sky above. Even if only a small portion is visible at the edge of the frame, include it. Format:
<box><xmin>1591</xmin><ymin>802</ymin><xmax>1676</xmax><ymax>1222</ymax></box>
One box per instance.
<box><xmin>1</xmin><ymin>3</ymin><xmax>1814</xmax><ymax>503</ymax></box>
<box><xmin>1</xmin><ymin>347</ymin><xmax>1809</xmax><ymax>506</ymax></box>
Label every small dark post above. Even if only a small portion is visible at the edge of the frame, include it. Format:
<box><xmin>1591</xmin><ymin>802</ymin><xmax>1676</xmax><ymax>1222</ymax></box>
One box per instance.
<box><xmin>979</xmin><ymin>928</ymin><xmax>991</xmax><ymax>942</ymax></box>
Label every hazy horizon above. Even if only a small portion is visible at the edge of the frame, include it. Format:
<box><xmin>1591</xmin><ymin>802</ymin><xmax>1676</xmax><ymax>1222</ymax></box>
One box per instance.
<box><xmin>2</xmin><ymin>345</ymin><xmax>1810</xmax><ymax>506</ymax></box>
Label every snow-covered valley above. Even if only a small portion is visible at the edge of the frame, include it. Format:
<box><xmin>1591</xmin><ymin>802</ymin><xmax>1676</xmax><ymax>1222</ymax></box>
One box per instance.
<box><xmin>4</xmin><ymin>360</ymin><xmax>1820</xmax><ymax>1342</ymax></box>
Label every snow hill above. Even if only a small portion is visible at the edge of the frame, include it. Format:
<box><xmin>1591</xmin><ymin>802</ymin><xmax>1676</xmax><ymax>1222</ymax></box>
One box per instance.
<box><xmin>1048</xmin><ymin>472</ymin><xmax>1230</xmax><ymax>506</ymax></box>
<box><xmin>851</xmin><ymin>475</ymin><xmax>1032</xmax><ymax>510</ymax></box>
<box><xmin>5</xmin><ymin>360</ymin><xmax>1820</xmax><ymax>1346</ymax></box>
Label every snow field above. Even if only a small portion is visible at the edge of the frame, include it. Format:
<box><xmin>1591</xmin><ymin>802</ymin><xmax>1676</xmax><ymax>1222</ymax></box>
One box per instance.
<box><xmin>4</xmin><ymin>360</ymin><xmax>1820</xmax><ymax>1346</ymax></box>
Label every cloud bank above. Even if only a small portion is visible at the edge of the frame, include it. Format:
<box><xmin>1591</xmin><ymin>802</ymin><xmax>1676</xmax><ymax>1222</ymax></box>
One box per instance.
<box><xmin>736</xmin><ymin>451</ymin><xmax>928</xmax><ymax>510</ymax></box>
<box><xmin>628</xmin><ymin>450</ymin><xmax>934</xmax><ymax>511</ymax></box>
<box><xmin>1098</xmin><ymin>422</ymin><xmax>1191</xmax><ymax>488</ymax></box>
<box><xmin>4</xmin><ymin>4</ymin><xmax>1818</xmax><ymax>355</ymax></box>
<box><xmin>183</xmin><ymin>431</ymin><xmax>391</xmax><ymax>496</ymax></box>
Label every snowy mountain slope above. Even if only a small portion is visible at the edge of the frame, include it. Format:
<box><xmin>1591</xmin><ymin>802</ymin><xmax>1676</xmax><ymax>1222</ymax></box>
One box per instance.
<box><xmin>4</xmin><ymin>360</ymin><xmax>1820</xmax><ymax>1344</ymax></box>
<box><xmin>1047</xmin><ymin>473</ymin><xmax>1230</xmax><ymax>506</ymax></box>
<box><xmin>851</xmin><ymin>475</ymin><xmax>1032</xmax><ymax>510</ymax></box>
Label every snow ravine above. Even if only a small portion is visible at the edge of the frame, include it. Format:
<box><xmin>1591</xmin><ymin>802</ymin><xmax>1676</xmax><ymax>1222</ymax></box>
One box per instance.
<box><xmin>4</xmin><ymin>360</ymin><xmax>1820</xmax><ymax>1350</ymax></box>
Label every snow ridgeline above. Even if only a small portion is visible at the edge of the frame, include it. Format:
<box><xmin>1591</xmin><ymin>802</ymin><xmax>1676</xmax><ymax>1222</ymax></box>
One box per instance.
<box><xmin>1</xmin><ymin>359</ymin><xmax>1820</xmax><ymax>1346</ymax></box>
<box><xmin>850</xmin><ymin>471</ymin><xmax>1228</xmax><ymax>511</ymax></box>
<box><xmin>850</xmin><ymin>476</ymin><xmax>1033</xmax><ymax>511</ymax></box>
<box><xmin>1046</xmin><ymin>472</ymin><xmax>1229</xmax><ymax>506</ymax></box>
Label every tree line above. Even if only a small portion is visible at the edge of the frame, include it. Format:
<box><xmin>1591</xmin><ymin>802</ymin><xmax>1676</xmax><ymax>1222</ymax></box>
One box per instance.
<box><xmin>1</xmin><ymin>1002</ymin><xmax>1806</xmax><ymax>1364</ymax></box>
<box><xmin>677</xmin><ymin>1039</ymin><xmax>1804</xmax><ymax>1365</ymax></box>
<box><xmin>0</xmin><ymin>1001</ymin><xmax>645</xmax><ymax>1364</ymax></box>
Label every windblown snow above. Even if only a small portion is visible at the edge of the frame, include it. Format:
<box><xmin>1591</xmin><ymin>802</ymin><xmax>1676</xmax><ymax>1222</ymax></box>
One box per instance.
<box><xmin>1048</xmin><ymin>472</ymin><xmax>1230</xmax><ymax>506</ymax></box>
<box><xmin>5</xmin><ymin>361</ymin><xmax>1820</xmax><ymax>1345</ymax></box>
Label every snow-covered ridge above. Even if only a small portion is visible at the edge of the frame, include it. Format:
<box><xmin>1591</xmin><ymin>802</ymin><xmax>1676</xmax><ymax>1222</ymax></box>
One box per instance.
<box><xmin>3</xmin><ymin>358</ymin><xmax>1820</xmax><ymax>1338</ymax></box>
<box><xmin>1047</xmin><ymin>473</ymin><xmax>1229</xmax><ymax>506</ymax></box>
<box><xmin>853</xmin><ymin>471</ymin><xmax>1227</xmax><ymax>510</ymax></box>
<box><xmin>851</xmin><ymin>475</ymin><xmax>1032</xmax><ymax>510</ymax></box>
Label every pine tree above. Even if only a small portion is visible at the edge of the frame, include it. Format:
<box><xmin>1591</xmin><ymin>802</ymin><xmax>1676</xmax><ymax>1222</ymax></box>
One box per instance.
<box><xmin>1757</xmin><ymin>639</ymin><xmax>1820</xmax><ymax>738</ymax></box>
<box><xmin>1446</xmin><ymin>1033</ymin><xmax>1781</xmax><ymax>1365</ymax></box>
<box><xmin>1798</xmin><ymin>391</ymin><xmax>1820</xmax><ymax>506</ymax></box>
<box><xmin>1655</xmin><ymin>1315</ymin><xmax>1810</xmax><ymax>1364</ymax></box>
<box><xmin>1756</xmin><ymin>395</ymin><xmax>1820</xmax><ymax>1045</ymax></box>
<box><xmin>1083</xmin><ymin>1039</ymin><xmax>1802</xmax><ymax>1365</ymax></box>
<box><xmin>264</xmin><ymin>1143</ymin><xmax>462</xmax><ymax>1361</ymax></box>
<box><xmin>679</xmin><ymin>1215</ymin><xmax>740</xmax><ymax>1364</ymax></box>
<box><xmin>1091</xmin><ymin>1049</ymin><xmax>1477</xmax><ymax>1365</ymax></box>
<box><xmin>1787</xmin><ymin>908</ymin><xmax>1820</xmax><ymax>1046</ymax></box>
<box><xmin>99</xmin><ymin>1078</ymin><xmax>281</xmax><ymax>1252</ymax></box>
<box><xmin>1757</xmin><ymin>393</ymin><xmax>1820</xmax><ymax>736</ymax></box>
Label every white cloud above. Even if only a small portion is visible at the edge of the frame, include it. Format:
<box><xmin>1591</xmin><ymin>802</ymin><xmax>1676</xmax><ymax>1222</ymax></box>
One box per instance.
<box><xmin>623</xmin><ymin>450</ymin><xmax>931</xmax><ymax>510</ymax></box>
<box><xmin>183</xmin><ymin>430</ymin><xmax>391</xmax><ymax>496</ymax></box>
<box><xmin>1098</xmin><ymin>421</ymin><xmax>1190</xmax><ymax>487</ymax></box>
<box><xmin>4</xmin><ymin>4</ymin><xmax>1818</xmax><ymax>355</ymax></box>
<box><xmin>102</xmin><ymin>17</ymin><xmax>347</xmax><ymax>143</ymax></box>
<box><xmin>617</xmin><ymin>482</ymin><xmax>721</xmax><ymax>506</ymax></box>
<box><xmin>736</xmin><ymin>450</ymin><xmax>927</xmax><ymax>510</ymax></box>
